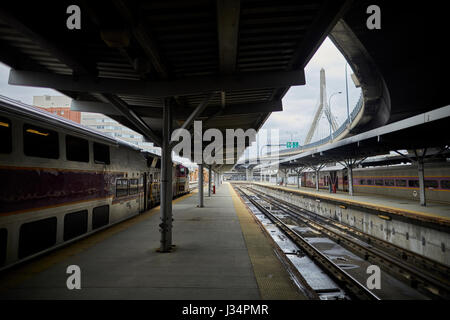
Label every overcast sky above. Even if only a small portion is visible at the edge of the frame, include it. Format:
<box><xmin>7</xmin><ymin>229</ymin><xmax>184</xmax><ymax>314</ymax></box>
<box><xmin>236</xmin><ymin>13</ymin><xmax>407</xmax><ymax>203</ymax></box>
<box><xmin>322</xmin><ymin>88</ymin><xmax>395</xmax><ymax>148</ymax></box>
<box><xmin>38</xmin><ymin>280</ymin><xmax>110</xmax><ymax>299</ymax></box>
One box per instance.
<box><xmin>0</xmin><ymin>37</ymin><xmax>361</xmax><ymax>164</ymax></box>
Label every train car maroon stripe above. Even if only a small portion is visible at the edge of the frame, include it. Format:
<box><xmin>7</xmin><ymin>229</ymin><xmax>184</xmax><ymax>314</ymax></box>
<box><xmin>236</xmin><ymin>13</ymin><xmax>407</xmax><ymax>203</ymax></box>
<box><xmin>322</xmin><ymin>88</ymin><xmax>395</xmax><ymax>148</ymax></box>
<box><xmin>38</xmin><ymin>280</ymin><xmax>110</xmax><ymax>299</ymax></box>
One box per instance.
<box><xmin>0</xmin><ymin>167</ymin><xmax>122</xmax><ymax>214</ymax></box>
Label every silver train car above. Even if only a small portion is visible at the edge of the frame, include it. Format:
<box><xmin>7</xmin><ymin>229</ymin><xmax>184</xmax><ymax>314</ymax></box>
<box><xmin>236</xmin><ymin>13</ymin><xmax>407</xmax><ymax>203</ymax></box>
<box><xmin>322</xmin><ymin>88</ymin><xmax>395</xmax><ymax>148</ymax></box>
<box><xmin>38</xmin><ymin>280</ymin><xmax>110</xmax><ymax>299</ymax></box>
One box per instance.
<box><xmin>0</xmin><ymin>96</ymin><xmax>189</xmax><ymax>270</ymax></box>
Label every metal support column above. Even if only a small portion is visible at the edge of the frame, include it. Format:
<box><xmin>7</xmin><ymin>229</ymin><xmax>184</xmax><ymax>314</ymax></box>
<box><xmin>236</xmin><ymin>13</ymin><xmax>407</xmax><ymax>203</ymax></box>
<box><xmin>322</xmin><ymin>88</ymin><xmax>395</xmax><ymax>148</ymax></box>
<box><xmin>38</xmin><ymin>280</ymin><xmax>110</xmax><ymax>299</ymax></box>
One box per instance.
<box><xmin>208</xmin><ymin>166</ymin><xmax>212</xmax><ymax>197</ymax></box>
<box><xmin>198</xmin><ymin>164</ymin><xmax>204</xmax><ymax>207</ymax></box>
<box><xmin>347</xmin><ymin>164</ymin><xmax>354</xmax><ymax>196</ymax></box>
<box><xmin>395</xmin><ymin>149</ymin><xmax>428</xmax><ymax>206</ymax></box>
<box><xmin>159</xmin><ymin>98</ymin><xmax>173</xmax><ymax>252</ymax></box>
<box><xmin>315</xmin><ymin>169</ymin><xmax>319</xmax><ymax>191</ymax></box>
<box><xmin>417</xmin><ymin>157</ymin><xmax>426</xmax><ymax>206</ymax></box>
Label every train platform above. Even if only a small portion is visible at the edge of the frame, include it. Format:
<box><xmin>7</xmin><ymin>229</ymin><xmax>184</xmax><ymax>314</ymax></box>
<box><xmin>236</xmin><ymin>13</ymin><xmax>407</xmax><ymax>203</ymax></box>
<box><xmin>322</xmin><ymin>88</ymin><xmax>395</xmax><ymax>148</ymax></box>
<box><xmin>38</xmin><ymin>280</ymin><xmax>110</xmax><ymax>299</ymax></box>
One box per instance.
<box><xmin>0</xmin><ymin>183</ymin><xmax>303</xmax><ymax>300</ymax></box>
<box><xmin>251</xmin><ymin>182</ymin><xmax>450</xmax><ymax>227</ymax></box>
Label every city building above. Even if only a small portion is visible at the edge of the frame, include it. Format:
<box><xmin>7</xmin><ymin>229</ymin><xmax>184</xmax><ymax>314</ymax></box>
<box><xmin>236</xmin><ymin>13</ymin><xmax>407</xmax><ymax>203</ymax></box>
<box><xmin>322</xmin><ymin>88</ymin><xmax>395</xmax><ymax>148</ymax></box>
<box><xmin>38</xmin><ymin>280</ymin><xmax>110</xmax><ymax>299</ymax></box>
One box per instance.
<box><xmin>80</xmin><ymin>112</ymin><xmax>160</xmax><ymax>155</ymax></box>
<box><xmin>33</xmin><ymin>95</ymin><xmax>80</xmax><ymax>123</ymax></box>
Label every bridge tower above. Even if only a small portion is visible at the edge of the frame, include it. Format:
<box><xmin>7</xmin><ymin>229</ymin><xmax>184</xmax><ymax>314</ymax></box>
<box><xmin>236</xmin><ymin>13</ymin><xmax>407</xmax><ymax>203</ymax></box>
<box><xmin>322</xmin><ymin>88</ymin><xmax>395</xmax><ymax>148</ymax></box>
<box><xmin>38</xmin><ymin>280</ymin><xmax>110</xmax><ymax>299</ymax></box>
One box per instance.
<box><xmin>304</xmin><ymin>68</ymin><xmax>338</xmax><ymax>144</ymax></box>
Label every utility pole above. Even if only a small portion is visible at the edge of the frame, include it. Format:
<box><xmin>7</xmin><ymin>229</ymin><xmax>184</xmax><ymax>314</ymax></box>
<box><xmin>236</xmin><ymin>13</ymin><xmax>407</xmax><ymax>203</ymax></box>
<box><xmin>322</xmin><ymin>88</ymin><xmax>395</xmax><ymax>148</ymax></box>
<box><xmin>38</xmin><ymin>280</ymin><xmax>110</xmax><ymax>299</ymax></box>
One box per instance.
<box><xmin>345</xmin><ymin>63</ymin><xmax>350</xmax><ymax>125</ymax></box>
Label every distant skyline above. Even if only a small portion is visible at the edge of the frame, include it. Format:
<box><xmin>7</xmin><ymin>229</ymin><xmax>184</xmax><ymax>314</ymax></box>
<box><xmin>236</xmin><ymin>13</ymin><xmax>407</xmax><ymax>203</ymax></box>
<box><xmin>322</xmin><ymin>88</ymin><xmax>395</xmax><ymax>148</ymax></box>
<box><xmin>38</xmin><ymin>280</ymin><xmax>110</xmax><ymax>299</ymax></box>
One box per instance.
<box><xmin>0</xmin><ymin>37</ymin><xmax>361</xmax><ymax>165</ymax></box>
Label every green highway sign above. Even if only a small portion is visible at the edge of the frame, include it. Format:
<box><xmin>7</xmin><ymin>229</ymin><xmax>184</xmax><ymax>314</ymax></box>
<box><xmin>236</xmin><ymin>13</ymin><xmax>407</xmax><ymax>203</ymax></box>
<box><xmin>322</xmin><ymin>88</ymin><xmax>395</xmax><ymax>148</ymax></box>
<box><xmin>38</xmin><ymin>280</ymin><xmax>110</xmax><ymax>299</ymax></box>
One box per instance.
<box><xmin>286</xmin><ymin>142</ymin><xmax>299</xmax><ymax>149</ymax></box>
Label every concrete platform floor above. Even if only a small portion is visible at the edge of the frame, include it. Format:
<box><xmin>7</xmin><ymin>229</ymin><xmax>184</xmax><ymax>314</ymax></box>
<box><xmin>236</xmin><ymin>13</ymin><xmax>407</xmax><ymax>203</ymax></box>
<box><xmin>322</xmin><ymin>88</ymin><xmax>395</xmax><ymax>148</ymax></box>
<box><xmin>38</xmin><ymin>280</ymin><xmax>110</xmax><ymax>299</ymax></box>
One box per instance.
<box><xmin>0</xmin><ymin>183</ymin><xmax>303</xmax><ymax>300</ymax></box>
<box><xmin>253</xmin><ymin>182</ymin><xmax>450</xmax><ymax>223</ymax></box>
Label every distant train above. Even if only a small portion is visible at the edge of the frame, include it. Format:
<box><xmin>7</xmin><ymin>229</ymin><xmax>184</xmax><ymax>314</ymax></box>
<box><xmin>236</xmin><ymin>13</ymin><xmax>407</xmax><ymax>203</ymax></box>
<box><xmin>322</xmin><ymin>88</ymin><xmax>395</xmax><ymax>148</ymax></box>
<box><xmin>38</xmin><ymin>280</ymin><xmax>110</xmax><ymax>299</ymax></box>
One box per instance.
<box><xmin>299</xmin><ymin>162</ymin><xmax>450</xmax><ymax>204</ymax></box>
<box><xmin>0</xmin><ymin>96</ymin><xmax>189</xmax><ymax>270</ymax></box>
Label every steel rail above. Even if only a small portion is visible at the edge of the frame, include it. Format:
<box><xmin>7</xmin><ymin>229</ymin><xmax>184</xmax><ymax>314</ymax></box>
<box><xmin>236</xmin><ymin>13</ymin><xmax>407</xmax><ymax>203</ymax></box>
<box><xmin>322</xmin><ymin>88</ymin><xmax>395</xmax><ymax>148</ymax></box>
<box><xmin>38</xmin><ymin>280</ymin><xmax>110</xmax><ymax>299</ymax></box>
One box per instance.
<box><xmin>234</xmin><ymin>185</ymin><xmax>380</xmax><ymax>301</ymax></box>
<box><xmin>249</xmin><ymin>186</ymin><xmax>450</xmax><ymax>299</ymax></box>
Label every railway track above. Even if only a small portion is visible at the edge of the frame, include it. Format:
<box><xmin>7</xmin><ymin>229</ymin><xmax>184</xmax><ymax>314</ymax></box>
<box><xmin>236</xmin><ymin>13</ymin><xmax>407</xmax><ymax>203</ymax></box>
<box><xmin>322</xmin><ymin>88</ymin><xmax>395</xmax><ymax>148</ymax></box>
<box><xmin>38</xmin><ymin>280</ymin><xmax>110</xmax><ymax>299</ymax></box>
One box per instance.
<box><xmin>234</xmin><ymin>185</ymin><xmax>380</xmax><ymax>300</ymax></box>
<box><xmin>244</xmin><ymin>184</ymin><xmax>450</xmax><ymax>300</ymax></box>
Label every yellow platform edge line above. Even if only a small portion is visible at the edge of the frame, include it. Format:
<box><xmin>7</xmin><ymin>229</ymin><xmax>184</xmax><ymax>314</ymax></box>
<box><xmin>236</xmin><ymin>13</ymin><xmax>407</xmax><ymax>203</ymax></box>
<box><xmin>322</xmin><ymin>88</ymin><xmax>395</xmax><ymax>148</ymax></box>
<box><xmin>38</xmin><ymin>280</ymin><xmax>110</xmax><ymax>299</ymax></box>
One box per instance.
<box><xmin>0</xmin><ymin>192</ymin><xmax>194</xmax><ymax>291</ymax></box>
<box><xmin>228</xmin><ymin>183</ymin><xmax>306</xmax><ymax>300</ymax></box>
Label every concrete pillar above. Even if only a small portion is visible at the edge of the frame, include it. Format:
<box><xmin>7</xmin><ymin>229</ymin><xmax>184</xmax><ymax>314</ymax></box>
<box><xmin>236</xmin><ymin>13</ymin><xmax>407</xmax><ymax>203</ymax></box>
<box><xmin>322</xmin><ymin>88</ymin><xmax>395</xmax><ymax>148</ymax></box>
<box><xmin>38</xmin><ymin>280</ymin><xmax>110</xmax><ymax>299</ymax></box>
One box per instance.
<box><xmin>418</xmin><ymin>158</ymin><xmax>426</xmax><ymax>206</ymax></box>
<box><xmin>159</xmin><ymin>99</ymin><xmax>173</xmax><ymax>252</ymax></box>
<box><xmin>198</xmin><ymin>164</ymin><xmax>204</xmax><ymax>207</ymax></box>
<box><xmin>208</xmin><ymin>166</ymin><xmax>212</xmax><ymax>197</ymax></box>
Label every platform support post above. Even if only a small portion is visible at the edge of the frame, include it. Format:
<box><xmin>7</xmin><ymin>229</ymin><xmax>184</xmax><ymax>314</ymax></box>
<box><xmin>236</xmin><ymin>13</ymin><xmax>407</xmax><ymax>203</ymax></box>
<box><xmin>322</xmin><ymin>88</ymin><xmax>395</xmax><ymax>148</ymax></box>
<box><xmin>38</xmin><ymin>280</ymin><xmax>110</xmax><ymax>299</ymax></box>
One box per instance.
<box><xmin>315</xmin><ymin>169</ymin><xmax>319</xmax><ymax>191</ymax></box>
<box><xmin>198</xmin><ymin>164</ymin><xmax>204</xmax><ymax>207</ymax></box>
<box><xmin>415</xmin><ymin>149</ymin><xmax>427</xmax><ymax>206</ymax></box>
<box><xmin>208</xmin><ymin>165</ymin><xmax>212</xmax><ymax>197</ymax></box>
<box><xmin>348</xmin><ymin>164</ymin><xmax>354</xmax><ymax>196</ymax></box>
<box><xmin>395</xmin><ymin>149</ymin><xmax>428</xmax><ymax>206</ymax></box>
<box><xmin>159</xmin><ymin>98</ymin><xmax>173</xmax><ymax>252</ymax></box>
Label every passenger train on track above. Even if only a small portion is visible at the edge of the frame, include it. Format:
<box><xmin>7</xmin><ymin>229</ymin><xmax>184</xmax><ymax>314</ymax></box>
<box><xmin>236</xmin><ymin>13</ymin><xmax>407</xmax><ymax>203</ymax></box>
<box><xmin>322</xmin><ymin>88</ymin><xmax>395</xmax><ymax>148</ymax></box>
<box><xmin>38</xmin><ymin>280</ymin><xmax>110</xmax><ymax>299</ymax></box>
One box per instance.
<box><xmin>0</xmin><ymin>96</ymin><xmax>190</xmax><ymax>270</ymax></box>
<box><xmin>298</xmin><ymin>162</ymin><xmax>450</xmax><ymax>204</ymax></box>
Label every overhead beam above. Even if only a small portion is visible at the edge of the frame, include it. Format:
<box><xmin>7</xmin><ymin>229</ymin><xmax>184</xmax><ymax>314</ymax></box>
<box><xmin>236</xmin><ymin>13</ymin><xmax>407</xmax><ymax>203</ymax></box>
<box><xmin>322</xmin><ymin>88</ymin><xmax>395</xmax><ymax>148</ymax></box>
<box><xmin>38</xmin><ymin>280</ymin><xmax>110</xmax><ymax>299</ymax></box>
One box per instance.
<box><xmin>71</xmin><ymin>100</ymin><xmax>121</xmax><ymax>116</ymax></box>
<box><xmin>217</xmin><ymin>0</ymin><xmax>240</xmax><ymax>74</ymax></box>
<box><xmin>99</xmin><ymin>94</ymin><xmax>162</xmax><ymax>147</ymax></box>
<box><xmin>9</xmin><ymin>69</ymin><xmax>306</xmax><ymax>98</ymax></box>
<box><xmin>72</xmin><ymin>99</ymin><xmax>282</xmax><ymax>119</ymax></box>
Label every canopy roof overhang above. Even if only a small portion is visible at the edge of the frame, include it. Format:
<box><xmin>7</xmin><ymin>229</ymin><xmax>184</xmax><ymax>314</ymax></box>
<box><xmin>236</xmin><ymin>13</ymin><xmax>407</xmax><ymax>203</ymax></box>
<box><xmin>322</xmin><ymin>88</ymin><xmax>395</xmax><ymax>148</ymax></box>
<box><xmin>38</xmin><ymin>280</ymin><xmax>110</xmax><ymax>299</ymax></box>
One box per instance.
<box><xmin>0</xmin><ymin>0</ymin><xmax>350</xmax><ymax>171</ymax></box>
<box><xmin>258</xmin><ymin>105</ymin><xmax>450</xmax><ymax>169</ymax></box>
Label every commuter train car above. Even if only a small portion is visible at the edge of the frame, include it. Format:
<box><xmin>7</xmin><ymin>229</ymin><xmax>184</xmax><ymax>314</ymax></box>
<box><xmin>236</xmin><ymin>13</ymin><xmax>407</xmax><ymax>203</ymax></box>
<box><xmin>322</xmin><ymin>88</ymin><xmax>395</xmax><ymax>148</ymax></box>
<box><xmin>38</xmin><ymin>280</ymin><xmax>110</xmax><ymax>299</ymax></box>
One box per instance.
<box><xmin>0</xmin><ymin>96</ymin><xmax>189</xmax><ymax>270</ymax></box>
<box><xmin>299</xmin><ymin>162</ymin><xmax>450</xmax><ymax>204</ymax></box>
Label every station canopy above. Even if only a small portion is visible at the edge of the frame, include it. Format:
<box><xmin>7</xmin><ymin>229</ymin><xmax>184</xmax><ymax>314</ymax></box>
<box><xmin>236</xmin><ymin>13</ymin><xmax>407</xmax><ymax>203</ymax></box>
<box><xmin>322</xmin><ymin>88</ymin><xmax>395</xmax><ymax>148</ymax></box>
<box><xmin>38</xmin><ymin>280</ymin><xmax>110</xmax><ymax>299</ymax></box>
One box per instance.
<box><xmin>259</xmin><ymin>105</ymin><xmax>450</xmax><ymax>169</ymax></box>
<box><xmin>0</xmin><ymin>0</ymin><xmax>350</xmax><ymax>171</ymax></box>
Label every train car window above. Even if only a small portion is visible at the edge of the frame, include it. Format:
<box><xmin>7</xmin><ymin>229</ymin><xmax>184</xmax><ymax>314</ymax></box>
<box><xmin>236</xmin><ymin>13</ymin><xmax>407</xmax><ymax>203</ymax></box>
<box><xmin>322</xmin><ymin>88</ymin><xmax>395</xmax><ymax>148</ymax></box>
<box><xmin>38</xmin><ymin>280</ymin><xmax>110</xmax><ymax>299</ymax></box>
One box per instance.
<box><xmin>375</xmin><ymin>179</ymin><xmax>384</xmax><ymax>186</ymax></box>
<box><xmin>0</xmin><ymin>228</ymin><xmax>7</xmax><ymax>267</ymax></box>
<box><xmin>366</xmin><ymin>179</ymin><xmax>373</xmax><ymax>185</ymax></box>
<box><xmin>359</xmin><ymin>179</ymin><xmax>366</xmax><ymax>185</ymax></box>
<box><xmin>116</xmin><ymin>179</ymin><xmax>128</xmax><ymax>197</ymax></box>
<box><xmin>66</xmin><ymin>135</ymin><xmax>89</xmax><ymax>162</ymax></box>
<box><xmin>92</xmin><ymin>205</ymin><xmax>109</xmax><ymax>230</ymax></box>
<box><xmin>23</xmin><ymin>124</ymin><xmax>59</xmax><ymax>159</ymax></box>
<box><xmin>384</xmin><ymin>180</ymin><xmax>395</xmax><ymax>186</ymax></box>
<box><xmin>63</xmin><ymin>210</ymin><xmax>88</xmax><ymax>241</ymax></box>
<box><xmin>425</xmin><ymin>180</ymin><xmax>439</xmax><ymax>188</ymax></box>
<box><xmin>129</xmin><ymin>179</ymin><xmax>138</xmax><ymax>195</ymax></box>
<box><xmin>440</xmin><ymin>180</ymin><xmax>450</xmax><ymax>189</ymax></box>
<box><xmin>0</xmin><ymin>116</ymin><xmax>12</xmax><ymax>154</ymax></box>
<box><xmin>18</xmin><ymin>217</ymin><xmax>57</xmax><ymax>259</ymax></box>
<box><xmin>408</xmin><ymin>180</ymin><xmax>419</xmax><ymax>188</ymax></box>
<box><xmin>396</xmin><ymin>179</ymin><xmax>407</xmax><ymax>187</ymax></box>
<box><xmin>93</xmin><ymin>142</ymin><xmax>110</xmax><ymax>164</ymax></box>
